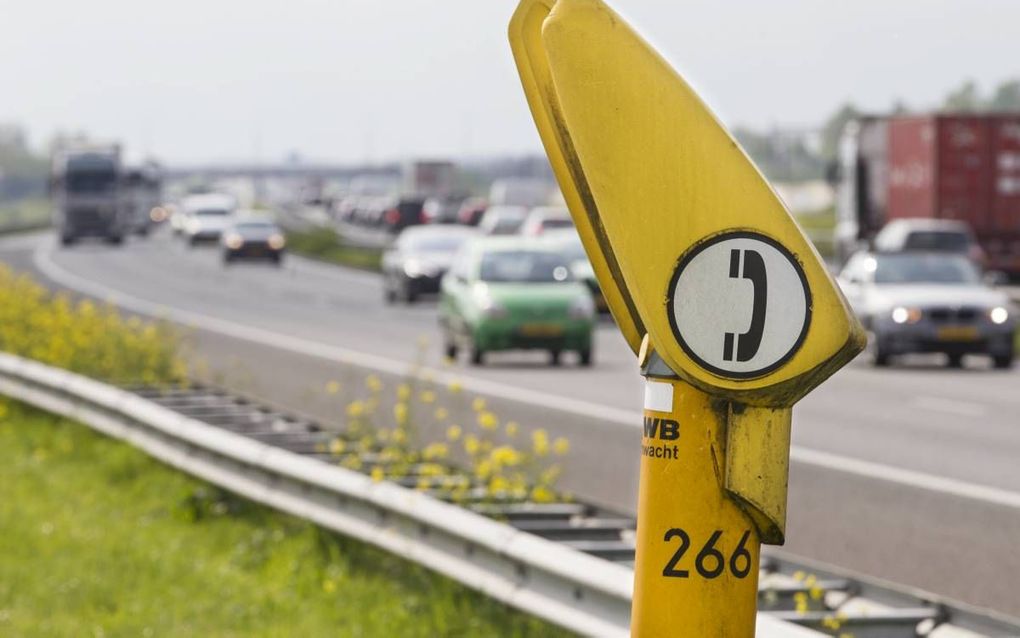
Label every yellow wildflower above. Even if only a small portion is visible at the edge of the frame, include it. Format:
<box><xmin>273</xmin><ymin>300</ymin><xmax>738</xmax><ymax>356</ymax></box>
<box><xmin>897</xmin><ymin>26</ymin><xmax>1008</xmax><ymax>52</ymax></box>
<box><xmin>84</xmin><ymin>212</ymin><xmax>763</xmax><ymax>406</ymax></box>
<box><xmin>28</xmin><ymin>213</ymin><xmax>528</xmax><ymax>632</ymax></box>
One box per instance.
<box><xmin>477</xmin><ymin>411</ymin><xmax>498</xmax><ymax>430</ymax></box>
<box><xmin>471</xmin><ymin>397</ymin><xmax>486</xmax><ymax>411</ymax></box>
<box><xmin>423</xmin><ymin>443</ymin><xmax>448</xmax><ymax>460</ymax></box>
<box><xmin>346</xmin><ymin>401</ymin><xmax>365</xmax><ymax>418</ymax></box>
<box><xmin>553</xmin><ymin>437</ymin><xmax>570</xmax><ymax>456</ymax></box>
<box><xmin>490</xmin><ymin>446</ymin><xmax>521</xmax><ymax>467</ymax></box>
<box><xmin>366</xmin><ymin>374</ymin><xmax>383</xmax><ymax>392</ymax></box>
<box><xmin>393</xmin><ymin>403</ymin><xmax>409</xmax><ymax>425</ymax></box>
<box><xmin>325</xmin><ymin>380</ymin><xmax>341</xmax><ymax>395</ymax></box>
<box><xmin>447</xmin><ymin>379</ymin><xmax>463</xmax><ymax>394</ymax></box>
<box><xmin>371</xmin><ymin>467</ymin><xmax>385</xmax><ymax>482</ymax></box>
<box><xmin>434</xmin><ymin>407</ymin><xmax>449</xmax><ymax>421</ymax></box>
<box><xmin>531</xmin><ymin>485</ymin><xmax>555</xmax><ymax>503</ymax></box>
<box><xmin>397</xmin><ymin>384</ymin><xmax>411</xmax><ymax>401</ymax></box>
<box><xmin>463</xmin><ymin>435</ymin><xmax>480</xmax><ymax>456</ymax></box>
<box><xmin>446</xmin><ymin>425</ymin><xmax>462</xmax><ymax>441</ymax></box>
<box><xmin>328</xmin><ymin>439</ymin><xmax>346</xmax><ymax>455</ymax></box>
<box><xmin>532</xmin><ymin>429</ymin><xmax>550</xmax><ymax>456</ymax></box>
<box><xmin>504</xmin><ymin>421</ymin><xmax>519</xmax><ymax>437</ymax></box>
<box><xmin>419</xmin><ymin>390</ymin><xmax>437</xmax><ymax>404</ymax></box>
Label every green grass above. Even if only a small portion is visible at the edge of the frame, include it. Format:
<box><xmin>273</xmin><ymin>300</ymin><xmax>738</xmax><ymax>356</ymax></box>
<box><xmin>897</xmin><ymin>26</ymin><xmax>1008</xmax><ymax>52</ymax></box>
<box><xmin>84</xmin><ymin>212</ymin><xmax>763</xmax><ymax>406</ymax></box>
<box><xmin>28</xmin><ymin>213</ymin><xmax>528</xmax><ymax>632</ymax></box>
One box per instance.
<box><xmin>0</xmin><ymin>401</ymin><xmax>570</xmax><ymax>637</ymax></box>
<box><xmin>793</xmin><ymin>206</ymin><xmax>836</xmax><ymax>258</ymax></box>
<box><xmin>286</xmin><ymin>227</ymin><xmax>382</xmax><ymax>272</ymax></box>
<box><xmin>0</xmin><ymin>197</ymin><xmax>50</xmax><ymax>235</ymax></box>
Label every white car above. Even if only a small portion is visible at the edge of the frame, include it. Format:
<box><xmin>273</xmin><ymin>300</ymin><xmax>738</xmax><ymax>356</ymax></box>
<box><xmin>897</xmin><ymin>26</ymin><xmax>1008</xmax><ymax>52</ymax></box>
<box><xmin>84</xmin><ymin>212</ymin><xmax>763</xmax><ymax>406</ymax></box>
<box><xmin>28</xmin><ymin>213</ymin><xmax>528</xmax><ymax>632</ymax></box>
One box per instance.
<box><xmin>180</xmin><ymin>193</ymin><xmax>237</xmax><ymax>245</ymax></box>
<box><xmin>519</xmin><ymin>206</ymin><xmax>574</xmax><ymax>236</ymax></box>
<box><xmin>838</xmin><ymin>251</ymin><xmax>1016</xmax><ymax>368</ymax></box>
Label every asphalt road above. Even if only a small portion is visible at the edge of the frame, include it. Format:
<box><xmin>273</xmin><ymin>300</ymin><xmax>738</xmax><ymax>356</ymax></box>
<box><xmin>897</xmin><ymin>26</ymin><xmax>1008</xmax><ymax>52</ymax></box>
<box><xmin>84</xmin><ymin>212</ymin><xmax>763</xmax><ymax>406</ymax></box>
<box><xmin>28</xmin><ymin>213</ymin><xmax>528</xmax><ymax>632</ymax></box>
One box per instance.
<box><xmin>3</xmin><ymin>230</ymin><xmax>1020</xmax><ymax>617</ymax></box>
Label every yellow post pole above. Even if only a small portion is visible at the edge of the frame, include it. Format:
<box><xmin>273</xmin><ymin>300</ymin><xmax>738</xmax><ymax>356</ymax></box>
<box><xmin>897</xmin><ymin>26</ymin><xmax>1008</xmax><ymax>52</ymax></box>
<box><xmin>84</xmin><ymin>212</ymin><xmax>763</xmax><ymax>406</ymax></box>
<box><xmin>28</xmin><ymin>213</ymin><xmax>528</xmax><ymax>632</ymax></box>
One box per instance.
<box><xmin>633</xmin><ymin>377</ymin><xmax>761</xmax><ymax>637</ymax></box>
<box><xmin>508</xmin><ymin>1</ymin><xmax>866</xmax><ymax>634</ymax></box>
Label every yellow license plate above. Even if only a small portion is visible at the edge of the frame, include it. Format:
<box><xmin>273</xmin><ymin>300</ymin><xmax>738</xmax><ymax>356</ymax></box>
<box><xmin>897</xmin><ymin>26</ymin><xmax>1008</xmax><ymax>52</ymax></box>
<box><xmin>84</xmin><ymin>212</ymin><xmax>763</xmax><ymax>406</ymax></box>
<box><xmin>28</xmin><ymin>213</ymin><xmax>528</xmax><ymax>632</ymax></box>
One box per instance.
<box><xmin>519</xmin><ymin>323</ymin><xmax>564</xmax><ymax>337</ymax></box>
<box><xmin>937</xmin><ymin>326</ymin><xmax>980</xmax><ymax>342</ymax></box>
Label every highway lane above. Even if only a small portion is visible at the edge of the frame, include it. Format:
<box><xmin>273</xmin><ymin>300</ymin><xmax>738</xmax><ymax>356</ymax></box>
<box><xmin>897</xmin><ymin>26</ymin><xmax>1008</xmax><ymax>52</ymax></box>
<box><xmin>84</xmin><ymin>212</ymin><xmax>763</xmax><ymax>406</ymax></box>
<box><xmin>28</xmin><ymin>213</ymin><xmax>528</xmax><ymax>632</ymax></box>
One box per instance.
<box><xmin>3</xmin><ymin>230</ymin><xmax>1020</xmax><ymax>615</ymax></box>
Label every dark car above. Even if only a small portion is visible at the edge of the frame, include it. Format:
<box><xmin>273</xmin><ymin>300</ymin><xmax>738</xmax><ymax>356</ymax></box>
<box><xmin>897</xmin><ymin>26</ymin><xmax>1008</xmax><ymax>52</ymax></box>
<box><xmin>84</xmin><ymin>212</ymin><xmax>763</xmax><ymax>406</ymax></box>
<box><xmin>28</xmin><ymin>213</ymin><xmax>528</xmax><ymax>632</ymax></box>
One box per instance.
<box><xmin>379</xmin><ymin>196</ymin><xmax>426</xmax><ymax>234</ymax></box>
<box><xmin>423</xmin><ymin>195</ymin><xmax>468</xmax><ymax>224</ymax></box>
<box><xmin>457</xmin><ymin>197</ymin><xmax>488</xmax><ymax>226</ymax></box>
<box><xmin>382</xmin><ymin>225</ymin><xmax>476</xmax><ymax>303</ymax></box>
<box><xmin>221</xmin><ymin>218</ymin><xmax>286</xmax><ymax>265</ymax></box>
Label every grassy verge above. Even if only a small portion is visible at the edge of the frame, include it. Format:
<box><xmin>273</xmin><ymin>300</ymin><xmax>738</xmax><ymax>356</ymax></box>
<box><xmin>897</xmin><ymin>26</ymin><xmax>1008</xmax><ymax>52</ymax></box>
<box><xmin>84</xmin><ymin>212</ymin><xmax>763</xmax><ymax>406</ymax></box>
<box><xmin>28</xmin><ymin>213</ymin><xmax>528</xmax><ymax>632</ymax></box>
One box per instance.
<box><xmin>0</xmin><ymin>400</ymin><xmax>569</xmax><ymax>637</ymax></box>
<box><xmin>0</xmin><ymin>197</ymin><xmax>51</xmax><ymax>236</ymax></box>
<box><xmin>793</xmin><ymin>206</ymin><xmax>836</xmax><ymax>259</ymax></box>
<box><xmin>286</xmin><ymin>227</ymin><xmax>382</xmax><ymax>272</ymax></box>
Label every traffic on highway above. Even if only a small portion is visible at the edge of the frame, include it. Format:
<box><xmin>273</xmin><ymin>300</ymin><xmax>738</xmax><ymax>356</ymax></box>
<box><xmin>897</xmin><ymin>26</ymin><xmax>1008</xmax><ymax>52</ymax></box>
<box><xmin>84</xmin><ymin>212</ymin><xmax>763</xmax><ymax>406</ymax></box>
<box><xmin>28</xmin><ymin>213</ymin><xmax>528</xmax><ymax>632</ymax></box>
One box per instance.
<box><xmin>3</xmin><ymin>0</ymin><xmax>1020</xmax><ymax>636</ymax></box>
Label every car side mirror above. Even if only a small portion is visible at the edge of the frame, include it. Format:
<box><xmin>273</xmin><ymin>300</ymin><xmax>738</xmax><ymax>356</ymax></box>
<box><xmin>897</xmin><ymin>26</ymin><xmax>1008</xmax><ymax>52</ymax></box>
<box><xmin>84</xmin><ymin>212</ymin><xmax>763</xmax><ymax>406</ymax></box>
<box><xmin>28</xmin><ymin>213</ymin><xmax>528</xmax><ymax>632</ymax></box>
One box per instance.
<box><xmin>984</xmin><ymin>270</ymin><xmax>1008</xmax><ymax>287</ymax></box>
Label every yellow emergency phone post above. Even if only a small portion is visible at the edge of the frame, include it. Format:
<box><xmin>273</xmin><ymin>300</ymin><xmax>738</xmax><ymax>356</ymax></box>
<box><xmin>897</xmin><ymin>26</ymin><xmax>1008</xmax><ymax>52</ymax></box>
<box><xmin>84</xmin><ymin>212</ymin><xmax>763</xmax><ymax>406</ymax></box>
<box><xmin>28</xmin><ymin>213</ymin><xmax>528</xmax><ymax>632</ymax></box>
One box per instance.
<box><xmin>509</xmin><ymin>1</ymin><xmax>866</xmax><ymax>635</ymax></box>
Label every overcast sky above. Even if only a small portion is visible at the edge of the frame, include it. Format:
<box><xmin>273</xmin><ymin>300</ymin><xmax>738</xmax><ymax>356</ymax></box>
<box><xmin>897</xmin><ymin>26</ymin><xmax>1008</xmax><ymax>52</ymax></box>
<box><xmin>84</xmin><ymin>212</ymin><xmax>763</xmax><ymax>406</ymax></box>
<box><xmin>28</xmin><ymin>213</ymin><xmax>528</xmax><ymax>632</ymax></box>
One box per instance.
<box><xmin>2</xmin><ymin>0</ymin><xmax>1017</xmax><ymax>164</ymax></box>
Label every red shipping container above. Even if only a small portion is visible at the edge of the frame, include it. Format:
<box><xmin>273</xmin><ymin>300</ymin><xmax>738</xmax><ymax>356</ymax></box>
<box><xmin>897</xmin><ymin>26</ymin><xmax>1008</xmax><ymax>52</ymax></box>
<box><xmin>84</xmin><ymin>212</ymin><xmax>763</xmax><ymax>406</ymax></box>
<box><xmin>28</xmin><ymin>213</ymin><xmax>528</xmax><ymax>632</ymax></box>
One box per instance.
<box><xmin>886</xmin><ymin>114</ymin><xmax>1020</xmax><ymax>273</ymax></box>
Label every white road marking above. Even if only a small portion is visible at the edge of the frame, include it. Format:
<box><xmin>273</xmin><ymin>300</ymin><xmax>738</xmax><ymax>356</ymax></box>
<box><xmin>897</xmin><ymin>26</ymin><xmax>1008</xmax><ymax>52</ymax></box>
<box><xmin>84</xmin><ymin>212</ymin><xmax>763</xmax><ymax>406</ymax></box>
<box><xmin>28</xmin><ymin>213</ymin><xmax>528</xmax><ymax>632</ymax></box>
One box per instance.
<box><xmin>790</xmin><ymin>447</ymin><xmax>1020</xmax><ymax>510</ymax></box>
<box><xmin>911</xmin><ymin>395</ymin><xmax>987</xmax><ymax>418</ymax></box>
<box><xmin>31</xmin><ymin>239</ymin><xmax>1020</xmax><ymax>511</ymax></box>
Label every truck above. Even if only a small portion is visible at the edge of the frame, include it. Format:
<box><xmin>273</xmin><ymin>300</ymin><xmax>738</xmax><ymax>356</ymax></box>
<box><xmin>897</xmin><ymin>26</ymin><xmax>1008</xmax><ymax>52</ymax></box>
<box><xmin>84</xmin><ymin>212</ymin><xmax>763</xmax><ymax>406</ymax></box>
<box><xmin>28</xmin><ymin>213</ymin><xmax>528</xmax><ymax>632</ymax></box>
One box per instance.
<box><xmin>51</xmin><ymin>145</ymin><xmax>127</xmax><ymax>245</ymax></box>
<box><xmin>402</xmin><ymin>160</ymin><xmax>456</xmax><ymax>198</ymax></box>
<box><xmin>121</xmin><ymin>162</ymin><xmax>163</xmax><ymax>237</ymax></box>
<box><xmin>836</xmin><ymin>114</ymin><xmax>1020</xmax><ymax>273</ymax></box>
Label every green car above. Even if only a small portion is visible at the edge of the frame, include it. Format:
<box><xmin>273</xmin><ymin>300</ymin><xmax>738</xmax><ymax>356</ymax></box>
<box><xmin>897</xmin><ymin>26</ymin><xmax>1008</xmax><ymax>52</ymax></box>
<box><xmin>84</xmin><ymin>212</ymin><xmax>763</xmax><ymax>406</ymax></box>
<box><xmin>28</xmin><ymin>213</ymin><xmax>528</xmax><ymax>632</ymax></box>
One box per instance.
<box><xmin>439</xmin><ymin>237</ymin><xmax>596</xmax><ymax>366</ymax></box>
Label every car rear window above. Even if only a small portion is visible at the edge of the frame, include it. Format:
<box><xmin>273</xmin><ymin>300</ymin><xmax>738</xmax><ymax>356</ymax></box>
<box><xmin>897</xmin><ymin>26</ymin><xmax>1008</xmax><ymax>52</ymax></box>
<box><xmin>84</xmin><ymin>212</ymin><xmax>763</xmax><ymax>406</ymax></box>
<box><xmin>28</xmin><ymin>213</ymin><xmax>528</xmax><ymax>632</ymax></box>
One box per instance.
<box><xmin>479</xmin><ymin>250</ymin><xmax>572</xmax><ymax>283</ymax></box>
<box><xmin>903</xmin><ymin>231</ymin><xmax>970</xmax><ymax>252</ymax></box>
<box><xmin>196</xmin><ymin>209</ymin><xmax>229</xmax><ymax>216</ymax></box>
<box><xmin>541</xmin><ymin>218</ymin><xmax>574</xmax><ymax>230</ymax></box>
<box><xmin>873</xmin><ymin>254</ymin><xmax>980</xmax><ymax>285</ymax></box>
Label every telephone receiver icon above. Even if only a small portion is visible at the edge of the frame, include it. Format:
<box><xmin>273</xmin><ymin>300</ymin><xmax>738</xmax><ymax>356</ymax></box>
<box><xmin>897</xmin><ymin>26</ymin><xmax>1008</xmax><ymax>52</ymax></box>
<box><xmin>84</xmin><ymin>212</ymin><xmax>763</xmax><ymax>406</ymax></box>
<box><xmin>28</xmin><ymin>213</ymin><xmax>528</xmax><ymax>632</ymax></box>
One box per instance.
<box><xmin>723</xmin><ymin>249</ymin><xmax>767</xmax><ymax>362</ymax></box>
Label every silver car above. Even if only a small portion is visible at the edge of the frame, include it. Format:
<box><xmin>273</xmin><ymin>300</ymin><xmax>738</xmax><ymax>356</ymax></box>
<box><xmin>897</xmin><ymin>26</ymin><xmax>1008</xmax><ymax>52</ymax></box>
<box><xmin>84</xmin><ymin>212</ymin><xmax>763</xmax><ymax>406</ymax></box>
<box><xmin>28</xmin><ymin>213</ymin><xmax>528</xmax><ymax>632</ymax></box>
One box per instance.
<box><xmin>838</xmin><ymin>252</ymin><xmax>1016</xmax><ymax>368</ymax></box>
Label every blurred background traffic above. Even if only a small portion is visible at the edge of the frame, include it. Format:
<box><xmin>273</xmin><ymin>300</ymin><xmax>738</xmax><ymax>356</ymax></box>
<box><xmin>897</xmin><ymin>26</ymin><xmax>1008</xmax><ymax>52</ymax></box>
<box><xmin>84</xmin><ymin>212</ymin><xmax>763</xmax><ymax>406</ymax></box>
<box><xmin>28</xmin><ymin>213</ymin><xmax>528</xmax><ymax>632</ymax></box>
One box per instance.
<box><xmin>2</xmin><ymin>0</ymin><xmax>1020</xmax><ymax>633</ymax></box>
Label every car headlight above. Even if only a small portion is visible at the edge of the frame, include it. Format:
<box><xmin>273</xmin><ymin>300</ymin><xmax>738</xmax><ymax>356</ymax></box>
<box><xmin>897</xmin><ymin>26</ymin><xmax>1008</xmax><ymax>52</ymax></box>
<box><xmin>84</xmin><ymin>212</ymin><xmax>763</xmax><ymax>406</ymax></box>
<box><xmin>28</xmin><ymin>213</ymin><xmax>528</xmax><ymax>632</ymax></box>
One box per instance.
<box><xmin>224</xmin><ymin>233</ymin><xmax>244</xmax><ymax>250</ymax></box>
<box><xmin>404</xmin><ymin>259</ymin><xmax>423</xmax><ymax>278</ymax></box>
<box><xmin>569</xmin><ymin>295</ymin><xmax>595</xmax><ymax>320</ymax></box>
<box><xmin>267</xmin><ymin>233</ymin><xmax>286</xmax><ymax>250</ymax></box>
<box><xmin>474</xmin><ymin>284</ymin><xmax>508</xmax><ymax>319</ymax></box>
<box><xmin>891</xmin><ymin>306</ymin><xmax>922</xmax><ymax>324</ymax></box>
<box><xmin>990</xmin><ymin>306</ymin><xmax>1010</xmax><ymax>325</ymax></box>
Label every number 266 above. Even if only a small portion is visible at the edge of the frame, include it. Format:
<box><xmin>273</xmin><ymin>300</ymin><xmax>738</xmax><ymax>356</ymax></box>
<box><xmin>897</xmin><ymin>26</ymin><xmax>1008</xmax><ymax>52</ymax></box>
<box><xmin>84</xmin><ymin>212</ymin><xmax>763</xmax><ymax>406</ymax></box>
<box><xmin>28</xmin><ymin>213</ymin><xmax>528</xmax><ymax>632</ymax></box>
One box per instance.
<box><xmin>661</xmin><ymin>528</ymin><xmax>753</xmax><ymax>579</ymax></box>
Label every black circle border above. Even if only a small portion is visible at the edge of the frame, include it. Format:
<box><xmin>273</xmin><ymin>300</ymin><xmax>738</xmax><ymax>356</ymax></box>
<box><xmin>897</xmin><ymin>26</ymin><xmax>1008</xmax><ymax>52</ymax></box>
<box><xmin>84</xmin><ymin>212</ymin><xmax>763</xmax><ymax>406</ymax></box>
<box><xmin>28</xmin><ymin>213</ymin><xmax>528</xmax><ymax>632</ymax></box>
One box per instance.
<box><xmin>665</xmin><ymin>230</ymin><xmax>813</xmax><ymax>380</ymax></box>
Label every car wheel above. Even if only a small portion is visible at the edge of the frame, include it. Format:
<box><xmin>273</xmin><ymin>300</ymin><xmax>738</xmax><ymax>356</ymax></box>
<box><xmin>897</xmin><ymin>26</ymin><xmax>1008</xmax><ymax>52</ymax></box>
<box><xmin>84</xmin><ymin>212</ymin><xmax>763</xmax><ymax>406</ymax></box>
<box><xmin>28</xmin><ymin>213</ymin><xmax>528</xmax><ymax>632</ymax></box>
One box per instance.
<box><xmin>947</xmin><ymin>353</ymin><xmax>964</xmax><ymax>369</ymax></box>
<box><xmin>404</xmin><ymin>282</ymin><xmax>418</xmax><ymax>304</ymax></box>
<box><xmin>469</xmin><ymin>341</ymin><xmax>484</xmax><ymax>366</ymax></box>
<box><xmin>223</xmin><ymin>254</ymin><xmax>233</xmax><ymax>266</ymax></box>
<box><xmin>60</xmin><ymin>235</ymin><xmax>75</xmax><ymax>247</ymax></box>
<box><xmin>549</xmin><ymin>350</ymin><xmax>562</xmax><ymax>366</ymax></box>
<box><xmin>993</xmin><ymin>352</ymin><xmax>1014</xmax><ymax>370</ymax></box>
<box><xmin>384</xmin><ymin>286</ymin><xmax>396</xmax><ymax>304</ymax></box>
<box><xmin>444</xmin><ymin>339</ymin><xmax>459</xmax><ymax>360</ymax></box>
<box><xmin>106</xmin><ymin>235</ymin><xmax>123</xmax><ymax>245</ymax></box>
<box><xmin>579</xmin><ymin>348</ymin><xmax>593</xmax><ymax>367</ymax></box>
<box><xmin>869</xmin><ymin>331</ymin><xmax>891</xmax><ymax>367</ymax></box>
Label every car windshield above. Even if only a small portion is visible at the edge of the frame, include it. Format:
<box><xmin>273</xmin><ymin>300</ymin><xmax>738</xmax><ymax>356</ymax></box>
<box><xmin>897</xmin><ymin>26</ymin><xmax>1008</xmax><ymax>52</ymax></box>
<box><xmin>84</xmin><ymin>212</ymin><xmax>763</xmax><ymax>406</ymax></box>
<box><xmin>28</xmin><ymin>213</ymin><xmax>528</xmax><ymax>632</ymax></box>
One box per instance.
<box><xmin>903</xmin><ymin>231</ymin><xmax>970</xmax><ymax>252</ymax></box>
<box><xmin>556</xmin><ymin>239</ymin><xmax>587</xmax><ymax>262</ymax></box>
<box><xmin>66</xmin><ymin>170</ymin><xmax>116</xmax><ymax>194</ymax></box>
<box><xmin>873</xmin><ymin>254</ymin><xmax>981</xmax><ymax>285</ymax></box>
<box><xmin>407</xmin><ymin>235</ymin><xmax>468</xmax><ymax>252</ymax></box>
<box><xmin>235</xmin><ymin>222</ymin><xmax>276</xmax><ymax>233</ymax></box>
<box><xmin>479</xmin><ymin>250</ymin><xmax>573</xmax><ymax>283</ymax></box>
<box><xmin>541</xmin><ymin>218</ymin><xmax>574</xmax><ymax>230</ymax></box>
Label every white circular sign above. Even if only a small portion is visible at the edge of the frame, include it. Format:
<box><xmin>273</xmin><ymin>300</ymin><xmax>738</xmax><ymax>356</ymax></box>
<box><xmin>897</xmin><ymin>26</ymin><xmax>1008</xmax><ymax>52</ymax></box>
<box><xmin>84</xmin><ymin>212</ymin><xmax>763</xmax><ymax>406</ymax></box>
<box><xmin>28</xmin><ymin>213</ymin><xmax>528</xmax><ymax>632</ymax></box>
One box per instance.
<box><xmin>666</xmin><ymin>231</ymin><xmax>811</xmax><ymax>379</ymax></box>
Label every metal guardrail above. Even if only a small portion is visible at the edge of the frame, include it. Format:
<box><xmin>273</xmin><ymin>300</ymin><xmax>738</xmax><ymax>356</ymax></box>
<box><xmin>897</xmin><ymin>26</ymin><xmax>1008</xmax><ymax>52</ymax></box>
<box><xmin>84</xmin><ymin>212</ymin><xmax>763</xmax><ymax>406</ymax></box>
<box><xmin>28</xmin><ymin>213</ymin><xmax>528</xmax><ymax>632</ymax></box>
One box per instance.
<box><xmin>1</xmin><ymin>352</ymin><xmax>1017</xmax><ymax>637</ymax></box>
